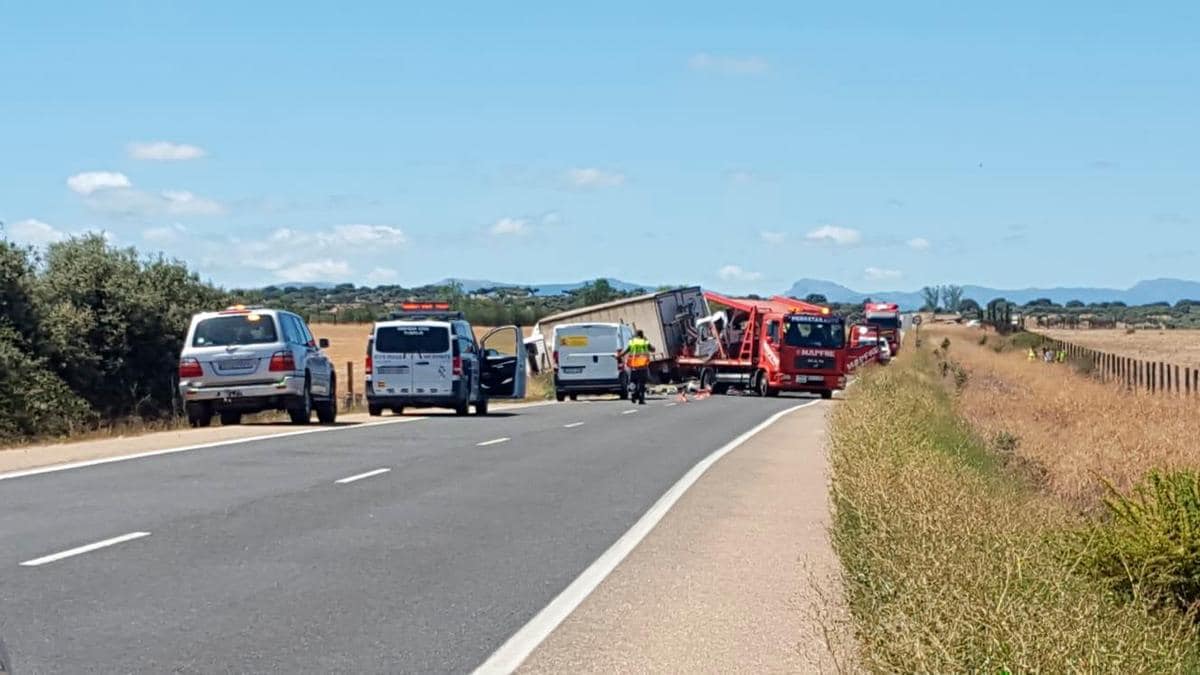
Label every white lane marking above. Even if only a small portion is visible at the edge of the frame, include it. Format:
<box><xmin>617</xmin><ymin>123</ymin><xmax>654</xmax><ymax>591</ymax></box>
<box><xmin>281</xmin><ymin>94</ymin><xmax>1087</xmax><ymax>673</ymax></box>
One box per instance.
<box><xmin>477</xmin><ymin>437</ymin><xmax>510</xmax><ymax>447</ymax></box>
<box><xmin>563</xmin><ymin>422</ymin><xmax>584</xmax><ymax>429</ymax></box>
<box><xmin>665</xmin><ymin>402</ymin><xmax>677</xmax><ymax>407</ymax></box>
<box><xmin>0</xmin><ymin>417</ymin><xmax>423</xmax><ymax>483</ymax></box>
<box><xmin>335</xmin><ymin>468</ymin><xmax>391</xmax><ymax>484</ymax></box>
<box><xmin>21</xmin><ymin>531</ymin><xmax>151</xmax><ymax>567</ymax></box>
<box><xmin>472</xmin><ymin>400</ymin><xmax>822</xmax><ymax>674</ymax></box>
<box><xmin>621</xmin><ymin>409</ymin><xmax>638</xmax><ymax>415</ymax></box>
<box><xmin>0</xmin><ymin>400</ymin><xmax>558</xmax><ymax>483</ymax></box>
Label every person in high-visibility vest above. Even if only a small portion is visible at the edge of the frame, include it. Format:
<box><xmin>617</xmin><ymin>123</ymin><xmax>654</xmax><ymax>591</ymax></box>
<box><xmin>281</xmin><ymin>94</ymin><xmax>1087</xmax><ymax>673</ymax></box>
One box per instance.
<box><xmin>618</xmin><ymin>330</ymin><xmax>656</xmax><ymax>405</ymax></box>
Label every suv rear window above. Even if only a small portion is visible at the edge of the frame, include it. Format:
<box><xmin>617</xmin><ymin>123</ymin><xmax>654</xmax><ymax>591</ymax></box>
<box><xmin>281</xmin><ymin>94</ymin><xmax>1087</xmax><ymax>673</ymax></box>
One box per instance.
<box><xmin>375</xmin><ymin>325</ymin><xmax>450</xmax><ymax>353</ymax></box>
<box><xmin>192</xmin><ymin>315</ymin><xmax>279</xmax><ymax>346</ymax></box>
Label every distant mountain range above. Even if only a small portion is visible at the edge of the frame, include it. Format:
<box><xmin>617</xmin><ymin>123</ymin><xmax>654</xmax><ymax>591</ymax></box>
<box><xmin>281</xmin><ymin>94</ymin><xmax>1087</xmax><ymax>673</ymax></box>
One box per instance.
<box><xmin>439</xmin><ymin>278</ymin><xmax>652</xmax><ymax>297</ymax></box>
<box><xmin>784</xmin><ymin>278</ymin><xmax>1200</xmax><ymax>309</ymax></box>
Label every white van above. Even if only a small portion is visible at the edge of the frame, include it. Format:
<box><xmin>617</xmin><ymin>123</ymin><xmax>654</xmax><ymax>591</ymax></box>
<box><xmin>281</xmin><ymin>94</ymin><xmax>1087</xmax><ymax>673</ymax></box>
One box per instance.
<box><xmin>366</xmin><ymin>303</ymin><xmax>525</xmax><ymax>416</ymax></box>
<box><xmin>552</xmin><ymin>322</ymin><xmax>633</xmax><ymax>401</ymax></box>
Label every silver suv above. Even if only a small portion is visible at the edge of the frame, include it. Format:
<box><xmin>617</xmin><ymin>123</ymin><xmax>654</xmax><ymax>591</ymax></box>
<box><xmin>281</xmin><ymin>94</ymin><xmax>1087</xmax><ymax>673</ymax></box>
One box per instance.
<box><xmin>178</xmin><ymin>306</ymin><xmax>336</xmax><ymax>427</ymax></box>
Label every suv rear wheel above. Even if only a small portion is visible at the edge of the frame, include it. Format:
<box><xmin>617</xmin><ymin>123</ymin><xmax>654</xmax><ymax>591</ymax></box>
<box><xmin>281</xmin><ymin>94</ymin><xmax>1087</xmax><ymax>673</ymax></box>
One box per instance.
<box><xmin>219</xmin><ymin>411</ymin><xmax>243</xmax><ymax>426</ymax></box>
<box><xmin>315</xmin><ymin>377</ymin><xmax>337</xmax><ymax>425</ymax></box>
<box><xmin>187</xmin><ymin>404</ymin><xmax>212</xmax><ymax>428</ymax></box>
<box><xmin>289</xmin><ymin>377</ymin><xmax>313</xmax><ymax>424</ymax></box>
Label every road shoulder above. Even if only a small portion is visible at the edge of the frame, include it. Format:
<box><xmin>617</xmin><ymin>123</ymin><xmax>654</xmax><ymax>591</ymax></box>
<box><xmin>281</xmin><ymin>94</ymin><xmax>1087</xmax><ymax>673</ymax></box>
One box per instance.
<box><xmin>519</xmin><ymin>401</ymin><xmax>854</xmax><ymax>673</ymax></box>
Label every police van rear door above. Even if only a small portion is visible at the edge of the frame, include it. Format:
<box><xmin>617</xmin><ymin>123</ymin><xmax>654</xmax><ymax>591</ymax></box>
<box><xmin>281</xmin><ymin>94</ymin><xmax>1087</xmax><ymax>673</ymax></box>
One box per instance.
<box><xmin>480</xmin><ymin>326</ymin><xmax>527</xmax><ymax>399</ymax></box>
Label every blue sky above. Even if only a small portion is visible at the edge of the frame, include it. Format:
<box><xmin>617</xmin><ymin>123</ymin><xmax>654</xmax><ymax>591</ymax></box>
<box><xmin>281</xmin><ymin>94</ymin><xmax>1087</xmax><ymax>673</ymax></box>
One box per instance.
<box><xmin>2</xmin><ymin>2</ymin><xmax>1197</xmax><ymax>292</ymax></box>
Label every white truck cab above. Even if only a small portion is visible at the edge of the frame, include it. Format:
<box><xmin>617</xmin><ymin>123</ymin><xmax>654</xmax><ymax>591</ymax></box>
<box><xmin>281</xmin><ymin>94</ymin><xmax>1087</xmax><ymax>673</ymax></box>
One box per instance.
<box><xmin>366</xmin><ymin>303</ymin><xmax>525</xmax><ymax>416</ymax></box>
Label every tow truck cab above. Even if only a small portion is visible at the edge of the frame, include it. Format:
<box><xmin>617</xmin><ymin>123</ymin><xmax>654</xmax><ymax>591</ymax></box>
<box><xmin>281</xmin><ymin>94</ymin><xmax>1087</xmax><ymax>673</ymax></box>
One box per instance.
<box><xmin>772</xmin><ymin>311</ymin><xmax>848</xmax><ymax>395</ymax></box>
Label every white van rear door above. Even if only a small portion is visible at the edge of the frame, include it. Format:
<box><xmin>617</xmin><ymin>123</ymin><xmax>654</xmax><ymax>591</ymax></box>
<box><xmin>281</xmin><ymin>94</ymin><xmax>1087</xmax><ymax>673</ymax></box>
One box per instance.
<box><xmin>556</xmin><ymin>325</ymin><xmax>620</xmax><ymax>382</ymax></box>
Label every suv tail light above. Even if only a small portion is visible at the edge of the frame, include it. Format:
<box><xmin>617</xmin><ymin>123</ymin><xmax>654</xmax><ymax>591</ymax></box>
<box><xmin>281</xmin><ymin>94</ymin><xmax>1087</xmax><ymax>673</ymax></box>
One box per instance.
<box><xmin>269</xmin><ymin>351</ymin><xmax>296</xmax><ymax>372</ymax></box>
<box><xmin>365</xmin><ymin>354</ymin><xmax>373</xmax><ymax>375</ymax></box>
<box><xmin>178</xmin><ymin>358</ymin><xmax>203</xmax><ymax>378</ymax></box>
<box><xmin>452</xmin><ymin>355</ymin><xmax>463</xmax><ymax>376</ymax></box>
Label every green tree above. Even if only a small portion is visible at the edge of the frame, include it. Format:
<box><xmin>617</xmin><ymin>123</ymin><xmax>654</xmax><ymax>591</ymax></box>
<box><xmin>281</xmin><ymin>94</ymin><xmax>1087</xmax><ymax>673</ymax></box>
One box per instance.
<box><xmin>1066</xmin><ymin>299</ymin><xmax>1085</xmax><ymax>308</ymax></box>
<box><xmin>958</xmin><ymin>298</ymin><xmax>982</xmax><ymax>318</ymax></box>
<box><xmin>805</xmin><ymin>293</ymin><xmax>828</xmax><ymax>304</ymax></box>
<box><xmin>920</xmin><ymin>286</ymin><xmax>941</xmax><ymax>312</ymax></box>
<box><xmin>940</xmin><ymin>285</ymin><xmax>964</xmax><ymax>313</ymax></box>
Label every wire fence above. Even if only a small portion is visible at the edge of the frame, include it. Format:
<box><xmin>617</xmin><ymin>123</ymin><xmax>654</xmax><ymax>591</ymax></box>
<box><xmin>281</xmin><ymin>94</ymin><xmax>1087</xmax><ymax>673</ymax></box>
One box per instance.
<box><xmin>1031</xmin><ymin>333</ymin><xmax>1200</xmax><ymax>396</ymax></box>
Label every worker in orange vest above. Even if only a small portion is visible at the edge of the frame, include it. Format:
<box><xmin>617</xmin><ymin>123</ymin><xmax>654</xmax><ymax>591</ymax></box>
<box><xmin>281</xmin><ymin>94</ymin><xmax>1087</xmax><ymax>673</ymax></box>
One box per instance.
<box><xmin>617</xmin><ymin>330</ymin><xmax>656</xmax><ymax>405</ymax></box>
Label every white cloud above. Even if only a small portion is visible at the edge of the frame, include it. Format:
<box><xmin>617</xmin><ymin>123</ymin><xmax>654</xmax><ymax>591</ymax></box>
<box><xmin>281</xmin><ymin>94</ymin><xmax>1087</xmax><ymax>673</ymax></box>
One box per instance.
<box><xmin>727</xmin><ymin>170</ymin><xmax>756</xmax><ymax>184</ymax></box>
<box><xmin>718</xmin><ymin>264</ymin><xmax>763</xmax><ymax>282</ymax></box>
<box><xmin>864</xmin><ymin>267</ymin><xmax>903</xmax><ymax>281</ymax></box>
<box><xmin>142</xmin><ymin>223</ymin><xmax>187</xmax><ymax>243</ymax></box>
<box><xmin>805</xmin><ymin>225</ymin><xmax>862</xmax><ymax>246</ymax></box>
<box><xmin>907</xmin><ymin>237</ymin><xmax>931</xmax><ymax>251</ymax></box>
<box><xmin>329</xmin><ymin>224</ymin><xmax>407</xmax><ymax>246</ymax></box>
<box><xmin>689</xmin><ymin>52</ymin><xmax>769</xmax><ymax>75</ymax></box>
<box><xmin>367</xmin><ymin>267</ymin><xmax>400</xmax><ymax>284</ymax></box>
<box><xmin>161</xmin><ymin>190</ymin><xmax>224</xmax><ymax>216</ymax></box>
<box><xmin>128</xmin><ymin>141</ymin><xmax>207</xmax><ymax>161</ymax></box>
<box><xmin>490</xmin><ymin>217</ymin><xmax>529</xmax><ymax>236</ymax></box>
<box><xmin>67</xmin><ymin>171</ymin><xmax>132</xmax><ymax>195</ymax></box>
<box><xmin>566</xmin><ymin>167</ymin><xmax>626</xmax><ymax>188</ymax></box>
<box><xmin>7</xmin><ymin>219</ymin><xmax>67</xmax><ymax>246</ymax></box>
<box><xmin>760</xmin><ymin>230</ymin><xmax>786</xmax><ymax>244</ymax></box>
<box><xmin>277</xmin><ymin>259</ymin><xmax>352</xmax><ymax>282</ymax></box>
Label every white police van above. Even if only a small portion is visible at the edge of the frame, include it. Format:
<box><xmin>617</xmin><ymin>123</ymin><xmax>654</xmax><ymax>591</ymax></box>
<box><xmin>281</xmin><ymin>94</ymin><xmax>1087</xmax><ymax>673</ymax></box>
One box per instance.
<box><xmin>366</xmin><ymin>302</ymin><xmax>525</xmax><ymax>416</ymax></box>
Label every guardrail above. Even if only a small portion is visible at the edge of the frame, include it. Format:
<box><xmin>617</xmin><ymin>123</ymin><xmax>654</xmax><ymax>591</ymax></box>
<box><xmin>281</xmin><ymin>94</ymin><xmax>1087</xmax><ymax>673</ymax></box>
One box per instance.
<box><xmin>1032</xmin><ymin>333</ymin><xmax>1199</xmax><ymax>396</ymax></box>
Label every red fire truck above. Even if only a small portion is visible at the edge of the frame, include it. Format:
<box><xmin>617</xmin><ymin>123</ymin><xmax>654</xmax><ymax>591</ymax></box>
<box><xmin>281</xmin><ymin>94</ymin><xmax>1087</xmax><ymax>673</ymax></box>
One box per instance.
<box><xmin>863</xmin><ymin>302</ymin><xmax>902</xmax><ymax>355</ymax></box>
<box><xmin>676</xmin><ymin>292</ymin><xmax>879</xmax><ymax>399</ymax></box>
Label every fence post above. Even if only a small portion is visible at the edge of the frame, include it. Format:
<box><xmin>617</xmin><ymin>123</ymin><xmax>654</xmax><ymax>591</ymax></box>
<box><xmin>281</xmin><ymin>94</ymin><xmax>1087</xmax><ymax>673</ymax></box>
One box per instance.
<box><xmin>1175</xmin><ymin>365</ymin><xmax>1181</xmax><ymax>396</ymax></box>
<box><xmin>346</xmin><ymin>361</ymin><xmax>354</xmax><ymax>410</ymax></box>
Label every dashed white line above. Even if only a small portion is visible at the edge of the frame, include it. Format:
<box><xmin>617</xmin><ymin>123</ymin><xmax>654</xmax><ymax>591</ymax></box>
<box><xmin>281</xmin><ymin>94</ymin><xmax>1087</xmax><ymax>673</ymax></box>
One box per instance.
<box><xmin>477</xmin><ymin>437</ymin><xmax>510</xmax><ymax>447</ymax></box>
<box><xmin>621</xmin><ymin>409</ymin><xmax>639</xmax><ymax>415</ymax></box>
<box><xmin>335</xmin><ymin>468</ymin><xmax>391</xmax><ymax>484</ymax></box>
<box><xmin>563</xmin><ymin>422</ymin><xmax>584</xmax><ymax>429</ymax></box>
<box><xmin>665</xmin><ymin>402</ymin><xmax>678</xmax><ymax>407</ymax></box>
<box><xmin>21</xmin><ymin>531</ymin><xmax>151</xmax><ymax>567</ymax></box>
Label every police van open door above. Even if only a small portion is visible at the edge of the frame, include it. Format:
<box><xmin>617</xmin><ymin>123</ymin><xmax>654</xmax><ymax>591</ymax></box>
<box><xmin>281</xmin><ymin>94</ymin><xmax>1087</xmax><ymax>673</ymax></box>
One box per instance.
<box><xmin>480</xmin><ymin>326</ymin><xmax>526</xmax><ymax>399</ymax></box>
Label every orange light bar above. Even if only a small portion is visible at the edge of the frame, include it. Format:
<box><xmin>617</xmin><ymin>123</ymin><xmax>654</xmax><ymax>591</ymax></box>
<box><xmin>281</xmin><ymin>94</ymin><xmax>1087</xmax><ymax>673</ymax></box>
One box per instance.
<box><xmin>401</xmin><ymin>301</ymin><xmax>451</xmax><ymax>311</ymax></box>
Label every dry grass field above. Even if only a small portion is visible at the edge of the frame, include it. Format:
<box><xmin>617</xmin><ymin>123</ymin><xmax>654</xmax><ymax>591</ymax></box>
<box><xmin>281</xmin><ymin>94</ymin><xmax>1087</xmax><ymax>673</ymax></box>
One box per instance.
<box><xmin>1039</xmin><ymin>328</ymin><xmax>1200</xmax><ymax>367</ymax></box>
<box><xmin>309</xmin><ymin>323</ymin><xmax>536</xmax><ymax>399</ymax></box>
<box><xmin>927</xmin><ymin>325</ymin><xmax>1199</xmax><ymax>508</ymax></box>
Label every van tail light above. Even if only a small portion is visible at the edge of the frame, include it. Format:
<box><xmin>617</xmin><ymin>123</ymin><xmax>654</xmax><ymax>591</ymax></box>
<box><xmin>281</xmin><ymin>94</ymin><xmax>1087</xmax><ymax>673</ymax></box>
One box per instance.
<box><xmin>616</xmin><ymin>351</ymin><xmax>625</xmax><ymax>371</ymax></box>
<box><xmin>178</xmin><ymin>358</ymin><xmax>203</xmax><ymax>378</ymax></box>
<box><xmin>452</xmin><ymin>355</ymin><xmax>463</xmax><ymax>376</ymax></box>
<box><xmin>269</xmin><ymin>351</ymin><xmax>296</xmax><ymax>372</ymax></box>
<box><xmin>552</xmin><ymin>350</ymin><xmax>559</xmax><ymax>369</ymax></box>
<box><xmin>365</xmin><ymin>355</ymin><xmax>373</xmax><ymax>375</ymax></box>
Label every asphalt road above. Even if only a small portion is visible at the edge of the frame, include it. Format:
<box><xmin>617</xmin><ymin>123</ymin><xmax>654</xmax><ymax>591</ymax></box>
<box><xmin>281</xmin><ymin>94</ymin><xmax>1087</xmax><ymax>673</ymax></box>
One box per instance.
<box><xmin>0</xmin><ymin>394</ymin><xmax>806</xmax><ymax>673</ymax></box>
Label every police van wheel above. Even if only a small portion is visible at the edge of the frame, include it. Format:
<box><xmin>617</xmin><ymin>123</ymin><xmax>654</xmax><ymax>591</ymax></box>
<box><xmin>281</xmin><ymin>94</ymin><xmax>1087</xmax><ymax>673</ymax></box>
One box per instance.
<box><xmin>569</xmin><ymin>393</ymin><xmax>578</xmax><ymax>401</ymax></box>
<box><xmin>455</xmin><ymin>400</ymin><xmax>469</xmax><ymax>416</ymax></box>
<box><xmin>368</xmin><ymin>404</ymin><xmax>383</xmax><ymax>417</ymax></box>
<box><xmin>475</xmin><ymin>397</ymin><xmax>489</xmax><ymax>416</ymax></box>
<box><xmin>555</xmin><ymin>391</ymin><xmax>566</xmax><ymax>402</ymax></box>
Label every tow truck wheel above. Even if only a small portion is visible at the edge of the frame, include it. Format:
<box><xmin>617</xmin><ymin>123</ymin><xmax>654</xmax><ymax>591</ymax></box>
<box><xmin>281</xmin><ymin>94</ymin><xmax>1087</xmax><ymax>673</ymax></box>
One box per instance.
<box><xmin>820</xmin><ymin>389</ymin><xmax>834</xmax><ymax>400</ymax></box>
<box><xmin>755</xmin><ymin>371</ymin><xmax>769</xmax><ymax>397</ymax></box>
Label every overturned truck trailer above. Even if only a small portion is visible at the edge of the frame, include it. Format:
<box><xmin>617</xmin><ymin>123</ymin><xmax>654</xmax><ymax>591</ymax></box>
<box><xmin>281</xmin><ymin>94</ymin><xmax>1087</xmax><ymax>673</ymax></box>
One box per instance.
<box><xmin>526</xmin><ymin>287</ymin><xmax>708</xmax><ymax>382</ymax></box>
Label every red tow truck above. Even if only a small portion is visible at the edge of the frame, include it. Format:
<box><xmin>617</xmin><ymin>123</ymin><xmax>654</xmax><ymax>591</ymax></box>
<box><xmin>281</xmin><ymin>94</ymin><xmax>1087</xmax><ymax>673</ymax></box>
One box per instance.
<box><xmin>676</xmin><ymin>291</ymin><xmax>879</xmax><ymax>399</ymax></box>
<box><xmin>863</xmin><ymin>302</ymin><xmax>902</xmax><ymax>355</ymax></box>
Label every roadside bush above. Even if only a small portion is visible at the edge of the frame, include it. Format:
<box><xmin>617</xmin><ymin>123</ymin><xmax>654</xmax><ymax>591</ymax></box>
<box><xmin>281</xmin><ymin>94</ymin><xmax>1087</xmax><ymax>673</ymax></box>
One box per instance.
<box><xmin>0</xmin><ymin>326</ymin><xmax>94</xmax><ymax>442</ymax></box>
<box><xmin>977</xmin><ymin>334</ymin><xmax>988</xmax><ymax>346</ymax></box>
<box><xmin>940</xmin><ymin>337</ymin><xmax>951</xmax><ymax>351</ymax></box>
<box><xmin>1085</xmin><ymin>470</ymin><xmax>1200</xmax><ymax>614</ymax></box>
